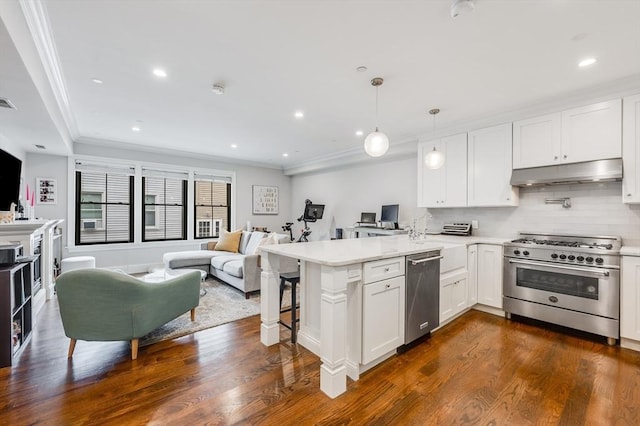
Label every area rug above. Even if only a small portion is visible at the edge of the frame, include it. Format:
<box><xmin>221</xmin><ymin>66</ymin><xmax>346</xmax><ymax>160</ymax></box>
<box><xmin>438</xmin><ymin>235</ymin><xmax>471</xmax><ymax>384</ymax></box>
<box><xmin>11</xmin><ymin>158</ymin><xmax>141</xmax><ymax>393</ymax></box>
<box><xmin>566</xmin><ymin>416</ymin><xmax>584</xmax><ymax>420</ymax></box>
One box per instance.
<box><xmin>140</xmin><ymin>278</ymin><xmax>261</xmax><ymax>346</ymax></box>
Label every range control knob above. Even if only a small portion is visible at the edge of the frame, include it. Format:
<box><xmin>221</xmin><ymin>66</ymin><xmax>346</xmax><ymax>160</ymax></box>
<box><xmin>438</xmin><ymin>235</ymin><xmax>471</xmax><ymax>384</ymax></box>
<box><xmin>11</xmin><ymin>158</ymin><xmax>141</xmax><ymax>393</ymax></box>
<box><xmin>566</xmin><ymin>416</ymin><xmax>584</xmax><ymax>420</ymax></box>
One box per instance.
<box><xmin>595</xmin><ymin>257</ymin><xmax>604</xmax><ymax>264</ymax></box>
<box><xmin>577</xmin><ymin>256</ymin><xmax>585</xmax><ymax>262</ymax></box>
<box><xmin>514</xmin><ymin>250</ymin><xmax>520</xmax><ymax>255</ymax></box>
<box><xmin>559</xmin><ymin>254</ymin><xmax>567</xmax><ymax>260</ymax></box>
<box><xmin>551</xmin><ymin>253</ymin><xmax>558</xmax><ymax>259</ymax></box>
<box><xmin>586</xmin><ymin>256</ymin><xmax>594</xmax><ymax>263</ymax></box>
<box><xmin>568</xmin><ymin>255</ymin><xmax>576</xmax><ymax>261</ymax></box>
<box><xmin>523</xmin><ymin>251</ymin><xmax>530</xmax><ymax>256</ymax></box>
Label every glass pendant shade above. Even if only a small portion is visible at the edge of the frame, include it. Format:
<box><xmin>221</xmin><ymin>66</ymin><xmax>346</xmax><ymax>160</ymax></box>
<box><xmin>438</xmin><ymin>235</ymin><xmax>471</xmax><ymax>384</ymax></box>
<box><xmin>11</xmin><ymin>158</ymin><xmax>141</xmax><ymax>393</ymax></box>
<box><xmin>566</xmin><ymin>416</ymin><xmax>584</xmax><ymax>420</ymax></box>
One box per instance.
<box><xmin>424</xmin><ymin>147</ymin><xmax>445</xmax><ymax>169</ymax></box>
<box><xmin>364</xmin><ymin>129</ymin><xmax>389</xmax><ymax>157</ymax></box>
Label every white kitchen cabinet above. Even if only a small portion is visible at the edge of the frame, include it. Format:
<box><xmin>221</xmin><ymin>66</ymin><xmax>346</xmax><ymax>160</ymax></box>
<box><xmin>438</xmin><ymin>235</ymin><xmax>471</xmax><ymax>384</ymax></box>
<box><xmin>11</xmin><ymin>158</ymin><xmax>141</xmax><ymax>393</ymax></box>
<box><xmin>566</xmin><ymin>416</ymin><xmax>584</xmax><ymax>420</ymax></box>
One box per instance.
<box><xmin>417</xmin><ymin>133</ymin><xmax>467</xmax><ymax>208</ymax></box>
<box><xmin>477</xmin><ymin>244</ymin><xmax>503</xmax><ymax>309</ymax></box>
<box><xmin>562</xmin><ymin>99</ymin><xmax>622</xmax><ymax>164</ymax></box>
<box><xmin>440</xmin><ymin>272</ymin><xmax>467</xmax><ymax>324</ymax></box>
<box><xmin>513</xmin><ymin>112</ymin><xmax>562</xmax><ymax>169</ymax></box>
<box><xmin>621</xmin><ymin>255</ymin><xmax>640</xmax><ymax>350</ymax></box>
<box><xmin>513</xmin><ymin>99</ymin><xmax>622</xmax><ymax>169</ymax></box>
<box><xmin>467</xmin><ymin>244</ymin><xmax>478</xmax><ymax>307</ymax></box>
<box><xmin>467</xmin><ymin>123</ymin><xmax>519</xmax><ymax>207</ymax></box>
<box><xmin>623</xmin><ymin>94</ymin><xmax>640</xmax><ymax>204</ymax></box>
<box><xmin>362</xmin><ymin>275</ymin><xmax>405</xmax><ymax>364</ymax></box>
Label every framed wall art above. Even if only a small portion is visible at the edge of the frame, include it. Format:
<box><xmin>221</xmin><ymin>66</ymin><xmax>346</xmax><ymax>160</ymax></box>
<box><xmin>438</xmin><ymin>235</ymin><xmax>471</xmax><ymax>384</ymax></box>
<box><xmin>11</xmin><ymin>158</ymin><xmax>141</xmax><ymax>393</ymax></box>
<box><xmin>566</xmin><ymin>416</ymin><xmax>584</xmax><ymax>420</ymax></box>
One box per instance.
<box><xmin>252</xmin><ymin>185</ymin><xmax>278</xmax><ymax>214</ymax></box>
<box><xmin>36</xmin><ymin>178</ymin><xmax>57</xmax><ymax>205</ymax></box>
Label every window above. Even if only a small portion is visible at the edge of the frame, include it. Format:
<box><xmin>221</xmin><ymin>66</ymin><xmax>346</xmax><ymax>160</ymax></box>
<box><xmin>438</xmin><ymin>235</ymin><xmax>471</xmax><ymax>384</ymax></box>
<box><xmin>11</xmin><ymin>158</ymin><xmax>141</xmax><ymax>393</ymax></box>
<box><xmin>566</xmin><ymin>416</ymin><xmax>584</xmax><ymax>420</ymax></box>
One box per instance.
<box><xmin>144</xmin><ymin>195</ymin><xmax>157</xmax><ymax>227</ymax></box>
<box><xmin>142</xmin><ymin>169</ymin><xmax>188</xmax><ymax>241</ymax></box>
<box><xmin>194</xmin><ymin>174</ymin><xmax>231</xmax><ymax>238</ymax></box>
<box><xmin>75</xmin><ymin>166</ymin><xmax>134</xmax><ymax>245</ymax></box>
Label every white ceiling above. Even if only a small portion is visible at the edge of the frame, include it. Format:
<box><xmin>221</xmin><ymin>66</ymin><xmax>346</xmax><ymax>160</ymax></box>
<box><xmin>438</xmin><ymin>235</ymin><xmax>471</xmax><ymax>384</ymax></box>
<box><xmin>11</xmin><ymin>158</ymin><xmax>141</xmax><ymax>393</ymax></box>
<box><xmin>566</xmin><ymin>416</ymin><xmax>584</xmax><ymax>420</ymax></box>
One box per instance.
<box><xmin>2</xmin><ymin>0</ymin><xmax>640</xmax><ymax>170</ymax></box>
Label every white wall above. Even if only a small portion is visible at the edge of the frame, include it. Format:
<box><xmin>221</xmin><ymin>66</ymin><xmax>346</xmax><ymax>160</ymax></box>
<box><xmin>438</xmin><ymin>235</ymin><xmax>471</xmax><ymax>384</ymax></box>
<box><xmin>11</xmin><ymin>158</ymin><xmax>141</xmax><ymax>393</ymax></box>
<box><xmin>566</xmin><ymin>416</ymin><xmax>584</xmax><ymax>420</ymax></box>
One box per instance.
<box><xmin>290</xmin><ymin>156</ymin><xmax>640</xmax><ymax>246</ymax></box>
<box><xmin>290</xmin><ymin>156</ymin><xmax>421</xmax><ymax>241</ymax></box>
<box><xmin>23</xmin><ymin>143</ymin><xmax>292</xmax><ymax>271</ymax></box>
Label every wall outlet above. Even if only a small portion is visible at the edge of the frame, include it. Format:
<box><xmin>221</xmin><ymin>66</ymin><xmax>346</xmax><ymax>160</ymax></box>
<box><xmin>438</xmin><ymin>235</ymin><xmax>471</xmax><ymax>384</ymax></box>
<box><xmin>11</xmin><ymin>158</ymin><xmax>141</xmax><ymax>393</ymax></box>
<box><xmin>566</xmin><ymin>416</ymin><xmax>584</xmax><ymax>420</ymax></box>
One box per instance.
<box><xmin>472</xmin><ymin>220</ymin><xmax>479</xmax><ymax>229</ymax></box>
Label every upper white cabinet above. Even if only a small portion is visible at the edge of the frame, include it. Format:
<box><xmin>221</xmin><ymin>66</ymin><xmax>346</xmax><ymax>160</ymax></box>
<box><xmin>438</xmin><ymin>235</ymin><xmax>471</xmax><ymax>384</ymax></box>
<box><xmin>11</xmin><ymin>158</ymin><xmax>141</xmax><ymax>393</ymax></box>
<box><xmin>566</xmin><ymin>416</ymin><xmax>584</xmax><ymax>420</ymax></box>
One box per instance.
<box><xmin>417</xmin><ymin>133</ymin><xmax>467</xmax><ymax>208</ymax></box>
<box><xmin>513</xmin><ymin>99</ymin><xmax>622</xmax><ymax>169</ymax></box>
<box><xmin>467</xmin><ymin>123</ymin><xmax>519</xmax><ymax>207</ymax></box>
<box><xmin>513</xmin><ymin>112</ymin><xmax>562</xmax><ymax>169</ymax></box>
<box><xmin>623</xmin><ymin>94</ymin><xmax>640</xmax><ymax>204</ymax></box>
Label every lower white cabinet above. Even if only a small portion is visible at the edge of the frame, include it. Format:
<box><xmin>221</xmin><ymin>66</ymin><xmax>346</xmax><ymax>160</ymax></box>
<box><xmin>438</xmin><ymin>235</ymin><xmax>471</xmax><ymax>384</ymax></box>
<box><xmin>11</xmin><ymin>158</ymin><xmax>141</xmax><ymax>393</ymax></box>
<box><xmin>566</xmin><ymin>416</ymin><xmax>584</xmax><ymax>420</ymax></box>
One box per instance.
<box><xmin>440</xmin><ymin>272</ymin><xmax>467</xmax><ymax>324</ymax></box>
<box><xmin>477</xmin><ymin>244</ymin><xmax>503</xmax><ymax>309</ymax></box>
<box><xmin>621</xmin><ymin>256</ymin><xmax>640</xmax><ymax>347</ymax></box>
<box><xmin>467</xmin><ymin>245</ymin><xmax>478</xmax><ymax>306</ymax></box>
<box><xmin>362</xmin><ymin>275</ymin><xmax>405</xmax><ymax>364</ymax></box>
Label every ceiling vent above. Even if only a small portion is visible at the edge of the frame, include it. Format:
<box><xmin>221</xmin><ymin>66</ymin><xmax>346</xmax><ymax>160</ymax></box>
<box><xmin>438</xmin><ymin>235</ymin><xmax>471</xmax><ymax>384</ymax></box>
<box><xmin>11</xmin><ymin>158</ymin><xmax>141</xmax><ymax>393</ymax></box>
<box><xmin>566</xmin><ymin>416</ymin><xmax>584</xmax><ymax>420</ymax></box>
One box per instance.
<box><xmin>0</xmin><ymin>97</ymin><xmax>17</xmax><ymax>110</ymax></box>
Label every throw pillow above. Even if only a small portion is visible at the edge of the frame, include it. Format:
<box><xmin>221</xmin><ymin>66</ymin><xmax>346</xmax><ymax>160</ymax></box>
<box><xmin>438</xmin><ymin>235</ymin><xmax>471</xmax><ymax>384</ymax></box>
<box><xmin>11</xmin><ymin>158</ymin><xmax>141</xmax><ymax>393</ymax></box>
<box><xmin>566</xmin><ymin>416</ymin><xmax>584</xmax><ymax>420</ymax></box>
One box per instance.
<box><xmin>254</xmin><ymin>232</ymin><xmax>279</xmax><ymax>255</ymax></box>
<box><xmin>214</xmin><ymin>229</ymin><xmax>243</xmax><ymax>253</ymax></box>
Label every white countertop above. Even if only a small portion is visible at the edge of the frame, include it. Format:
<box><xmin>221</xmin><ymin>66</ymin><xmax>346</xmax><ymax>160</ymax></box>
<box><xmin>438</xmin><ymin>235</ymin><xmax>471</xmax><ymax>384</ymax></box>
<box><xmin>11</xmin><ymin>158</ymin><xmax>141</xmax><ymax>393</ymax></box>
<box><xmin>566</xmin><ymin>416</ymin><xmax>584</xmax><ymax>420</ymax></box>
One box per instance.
<box><xmin>260</xmin><ymin>235</ymin><xmax>444</xmax><ymax>266</ymax></box>
<box><xmin>259</xmin><ymin>234</ymin><xmax>511</xmax><ymax>266</ymax></box>
<box><xmin>621</xmin><ymin>246</ymin><xmax>640</xmax><ymax>256</ymax></box>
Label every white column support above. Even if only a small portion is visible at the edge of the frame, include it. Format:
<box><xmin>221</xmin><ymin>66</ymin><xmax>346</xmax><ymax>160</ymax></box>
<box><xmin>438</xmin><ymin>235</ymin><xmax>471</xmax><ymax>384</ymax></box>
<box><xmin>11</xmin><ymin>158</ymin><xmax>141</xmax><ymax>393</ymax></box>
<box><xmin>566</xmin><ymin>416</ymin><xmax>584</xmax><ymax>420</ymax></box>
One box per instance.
<box><xmin>260</xmin><ymin>251</ymin><xmax>281</xmax><ymax>346</ymax></box>
<box><xmin>319</xmin><ymin>264</ymin><xmax>348</xmax><ymax>398</ymax></box>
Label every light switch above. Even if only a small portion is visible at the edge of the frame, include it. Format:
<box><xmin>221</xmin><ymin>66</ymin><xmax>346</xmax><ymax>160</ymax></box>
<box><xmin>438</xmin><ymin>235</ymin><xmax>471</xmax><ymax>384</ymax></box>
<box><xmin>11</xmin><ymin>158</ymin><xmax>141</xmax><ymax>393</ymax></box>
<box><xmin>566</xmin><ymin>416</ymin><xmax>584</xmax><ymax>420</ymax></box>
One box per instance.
<box><xmin>472</xmin><ymin>220</ymin><xmax>479</xmax><ymax>229</ymax></box>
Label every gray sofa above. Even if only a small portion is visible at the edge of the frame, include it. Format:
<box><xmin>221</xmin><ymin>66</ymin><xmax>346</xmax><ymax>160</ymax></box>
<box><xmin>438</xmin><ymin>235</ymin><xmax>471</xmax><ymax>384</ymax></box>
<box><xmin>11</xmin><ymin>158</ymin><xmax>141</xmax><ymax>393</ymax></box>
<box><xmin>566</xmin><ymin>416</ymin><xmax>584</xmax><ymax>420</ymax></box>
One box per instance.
<box><xmin>163</xmin><ymin>231</ymin><xmax>295</xmax><ymax>298</ymax></box>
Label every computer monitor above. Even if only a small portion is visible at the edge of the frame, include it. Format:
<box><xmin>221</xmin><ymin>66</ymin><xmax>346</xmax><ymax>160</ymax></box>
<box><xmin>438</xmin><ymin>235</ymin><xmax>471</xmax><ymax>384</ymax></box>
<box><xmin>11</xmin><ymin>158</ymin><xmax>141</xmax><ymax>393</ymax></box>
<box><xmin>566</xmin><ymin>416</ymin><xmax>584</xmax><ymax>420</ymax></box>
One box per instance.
<box><xmin>303</xmin><ymin>203</ymin><xmax>325</xmax><ymax>222</ymax></box>
<box><xmin>381</xmin><ymin>204</ymin><xmax>399</xmax><ymax>229</ymax></box>
<box><xmin>360</xmin><ymin>212</ymin><xmax>376</xmax><ymax>224</ymax></box>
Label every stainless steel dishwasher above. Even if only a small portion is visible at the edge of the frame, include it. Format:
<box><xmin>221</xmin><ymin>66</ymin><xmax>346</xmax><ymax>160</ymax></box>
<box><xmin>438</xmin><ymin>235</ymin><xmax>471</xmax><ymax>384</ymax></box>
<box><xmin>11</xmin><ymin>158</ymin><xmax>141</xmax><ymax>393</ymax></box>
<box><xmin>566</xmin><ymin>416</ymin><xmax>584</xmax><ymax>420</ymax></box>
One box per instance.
<box><xmin>405</xmin><ymin>251</ymin><xmax>442</xmax><ymax>344</ymax></box>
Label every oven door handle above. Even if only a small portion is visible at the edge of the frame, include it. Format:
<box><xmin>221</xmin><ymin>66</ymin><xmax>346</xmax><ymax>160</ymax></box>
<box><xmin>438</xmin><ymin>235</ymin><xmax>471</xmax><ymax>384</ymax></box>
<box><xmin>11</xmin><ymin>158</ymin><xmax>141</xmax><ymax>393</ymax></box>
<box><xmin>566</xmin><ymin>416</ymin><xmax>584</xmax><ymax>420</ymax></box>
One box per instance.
<box><xmin>507</xmin><ymin>259</ymin><xmax>610</xmax><ymax>277</ymax></box>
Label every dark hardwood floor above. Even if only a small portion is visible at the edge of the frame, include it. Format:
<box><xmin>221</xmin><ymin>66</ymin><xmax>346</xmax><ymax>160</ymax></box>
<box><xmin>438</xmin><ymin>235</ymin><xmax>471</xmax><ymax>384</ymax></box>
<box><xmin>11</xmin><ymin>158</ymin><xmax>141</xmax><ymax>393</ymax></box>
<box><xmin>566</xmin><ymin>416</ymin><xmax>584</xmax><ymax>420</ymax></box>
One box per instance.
<box><xmin>1</xmin><ymin>300</ymin><xmax>639</xmax><ymax>425</ymax></box>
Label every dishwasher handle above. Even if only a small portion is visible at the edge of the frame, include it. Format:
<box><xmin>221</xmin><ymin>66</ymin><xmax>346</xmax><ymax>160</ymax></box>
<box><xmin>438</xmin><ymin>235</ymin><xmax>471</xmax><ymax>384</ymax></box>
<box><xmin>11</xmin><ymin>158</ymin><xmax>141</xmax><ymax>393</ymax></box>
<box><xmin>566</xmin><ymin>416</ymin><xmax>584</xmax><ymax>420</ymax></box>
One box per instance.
<box><xmin>410</xmin><ymin>255</ymin><xmax>443</xmax><ymax>266</ymax></box>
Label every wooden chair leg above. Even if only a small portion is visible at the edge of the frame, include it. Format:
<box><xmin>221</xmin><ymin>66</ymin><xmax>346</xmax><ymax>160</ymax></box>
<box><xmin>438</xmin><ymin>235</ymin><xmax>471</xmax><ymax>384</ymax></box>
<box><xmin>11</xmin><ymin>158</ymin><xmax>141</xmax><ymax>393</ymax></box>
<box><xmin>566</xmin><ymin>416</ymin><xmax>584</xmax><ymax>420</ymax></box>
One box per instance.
<box><xmin>67</xmin><ymin>338</ymin><xmax>77</xmax><ymax>358</ymax></box>
<box><xmin>131</xmin><ymin>338</ymin><xmax>139</xmax><ymax>360</ymax></box>
<box><xmin>190</xmin><ymin>308</ymin><xmax>196</xmax><ymax>321</ymax></box>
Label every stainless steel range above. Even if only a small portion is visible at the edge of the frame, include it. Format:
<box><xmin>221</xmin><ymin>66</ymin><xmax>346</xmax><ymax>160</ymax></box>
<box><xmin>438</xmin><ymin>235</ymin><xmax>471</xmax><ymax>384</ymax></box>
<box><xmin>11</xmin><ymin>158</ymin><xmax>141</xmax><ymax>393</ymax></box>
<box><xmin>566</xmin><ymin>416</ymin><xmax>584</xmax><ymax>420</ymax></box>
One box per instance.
<box><xmin>503</xmin><ymin>232</ymin><xmax>621</xmax><ymax>345</ymax></box>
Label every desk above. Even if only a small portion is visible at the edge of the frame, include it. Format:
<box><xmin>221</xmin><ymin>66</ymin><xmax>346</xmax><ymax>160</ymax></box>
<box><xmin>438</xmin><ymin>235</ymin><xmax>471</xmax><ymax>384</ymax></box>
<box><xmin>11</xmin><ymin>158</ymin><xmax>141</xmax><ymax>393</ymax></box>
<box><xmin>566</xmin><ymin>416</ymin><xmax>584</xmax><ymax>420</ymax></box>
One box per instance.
<box><xmin>344</xmin><ymin>226</ymin><xmax>409</xmax><ymax>238</ymax></box>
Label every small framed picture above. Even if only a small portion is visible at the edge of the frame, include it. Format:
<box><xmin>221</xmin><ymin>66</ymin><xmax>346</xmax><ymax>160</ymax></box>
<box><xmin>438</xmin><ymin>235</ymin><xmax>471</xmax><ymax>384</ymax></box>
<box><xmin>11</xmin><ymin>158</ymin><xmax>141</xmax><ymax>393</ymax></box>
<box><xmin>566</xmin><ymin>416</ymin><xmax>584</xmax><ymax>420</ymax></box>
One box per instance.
<box><xmin>252</xmin><ymin>185</ymin><xmax>278</xmax><ymax>215</ymax></box>
<box><xmin>36</xmin><ymin>178</ymin><xmax>57</xmax><ymax>205</ymax></box>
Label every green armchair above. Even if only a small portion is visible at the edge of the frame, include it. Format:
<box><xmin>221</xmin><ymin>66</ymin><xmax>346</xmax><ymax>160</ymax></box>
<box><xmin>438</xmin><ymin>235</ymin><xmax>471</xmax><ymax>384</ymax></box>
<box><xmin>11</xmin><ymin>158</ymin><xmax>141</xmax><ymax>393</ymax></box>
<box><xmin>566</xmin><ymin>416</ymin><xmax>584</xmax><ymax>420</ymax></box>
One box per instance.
<box><xmin>56</xmin><ymin>269</ymin><xmax>201</xmax><ymax>360</ymax></box>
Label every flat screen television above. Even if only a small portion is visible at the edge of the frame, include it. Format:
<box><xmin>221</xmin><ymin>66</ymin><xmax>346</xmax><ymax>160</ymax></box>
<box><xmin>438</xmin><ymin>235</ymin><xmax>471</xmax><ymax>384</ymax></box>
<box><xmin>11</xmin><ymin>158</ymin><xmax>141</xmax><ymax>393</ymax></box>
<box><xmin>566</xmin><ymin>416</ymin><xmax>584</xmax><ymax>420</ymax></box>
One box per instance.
<box><xmin>381</xmin><ymin>204</ymin><xmax>399</xmax><ymax>229</ymax></box>
<box><xmin>303</xmin><ymin>203</ymin><xmax>325</xmax><ymax>222</ymax></box>
<box><xmin>0</xmin><ymin>149</ymin><xmax>22</xmax><ymax>211</ymax></box>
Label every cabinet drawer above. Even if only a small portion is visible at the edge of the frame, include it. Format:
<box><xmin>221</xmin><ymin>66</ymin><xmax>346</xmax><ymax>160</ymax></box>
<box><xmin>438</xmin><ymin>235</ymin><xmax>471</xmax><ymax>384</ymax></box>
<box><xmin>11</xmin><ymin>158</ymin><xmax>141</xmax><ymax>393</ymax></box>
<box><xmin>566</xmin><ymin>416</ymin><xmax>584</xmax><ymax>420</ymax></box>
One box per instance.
<box><xmin>363</xmin><ymin>256</ymin><xmax>405</xmax><ymax>284</ymax></box>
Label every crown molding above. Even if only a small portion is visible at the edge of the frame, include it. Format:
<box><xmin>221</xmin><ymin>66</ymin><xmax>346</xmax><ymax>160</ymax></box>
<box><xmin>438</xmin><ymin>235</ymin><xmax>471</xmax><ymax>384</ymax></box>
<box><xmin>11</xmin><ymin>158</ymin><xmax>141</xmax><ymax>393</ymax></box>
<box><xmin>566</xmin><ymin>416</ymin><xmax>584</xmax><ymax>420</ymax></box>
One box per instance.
<box><xmin>75</xmin><ymin>137</ymin><xmax>284</xmax><ymax>171</ymax></box>
<box><xmin>19</xmin><ymin>0</ymin><xmax>79</xmax><ymax>140</ymax></box>
<box><xmin>283</xmin><ymin>137</ymin><xmax>418</xmax><ymax>176</ymax></box>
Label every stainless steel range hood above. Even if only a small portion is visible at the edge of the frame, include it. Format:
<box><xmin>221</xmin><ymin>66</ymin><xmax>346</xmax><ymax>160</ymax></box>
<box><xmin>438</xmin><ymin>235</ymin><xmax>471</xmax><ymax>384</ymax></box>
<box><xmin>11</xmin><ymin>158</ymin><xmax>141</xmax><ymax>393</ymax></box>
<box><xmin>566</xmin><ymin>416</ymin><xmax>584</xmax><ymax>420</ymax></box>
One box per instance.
<box><xmin>510</xmin><ymin>158</ymin><xmax>623</xmax><ymax>187</ymax></box>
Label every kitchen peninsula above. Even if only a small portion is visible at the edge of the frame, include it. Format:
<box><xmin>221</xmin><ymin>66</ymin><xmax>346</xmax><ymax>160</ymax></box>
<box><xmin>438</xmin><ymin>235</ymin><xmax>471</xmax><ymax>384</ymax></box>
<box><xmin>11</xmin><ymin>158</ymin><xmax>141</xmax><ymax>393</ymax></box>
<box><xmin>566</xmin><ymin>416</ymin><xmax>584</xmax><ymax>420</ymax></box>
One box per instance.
<box><xmin>259</xmin><ymin>235</ymin><xmax>444</xmax><ymax>398</ymax></box>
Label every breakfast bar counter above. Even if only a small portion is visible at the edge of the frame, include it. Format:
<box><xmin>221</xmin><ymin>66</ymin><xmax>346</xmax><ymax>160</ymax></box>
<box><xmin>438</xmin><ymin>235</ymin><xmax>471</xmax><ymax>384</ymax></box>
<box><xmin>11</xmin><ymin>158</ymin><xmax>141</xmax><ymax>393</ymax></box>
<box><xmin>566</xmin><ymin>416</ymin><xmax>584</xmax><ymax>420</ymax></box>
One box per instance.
<box><xmin>259</xmin><ymin>235</ymin><xmax>444</xmax><ymax>398</ymax></box>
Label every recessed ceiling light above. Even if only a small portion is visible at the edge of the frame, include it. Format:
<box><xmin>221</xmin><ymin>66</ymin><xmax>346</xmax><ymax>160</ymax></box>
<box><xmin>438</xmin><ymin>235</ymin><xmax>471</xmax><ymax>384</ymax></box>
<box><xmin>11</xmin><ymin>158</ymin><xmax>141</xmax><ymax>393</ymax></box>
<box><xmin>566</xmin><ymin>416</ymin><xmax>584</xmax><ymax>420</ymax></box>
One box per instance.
<box><xmin>294</xmin><ymin>111</ymin><xmax>304</xmax><ymax>119</ymax></box>
<box><xmin>231</xmin><ymin>144</ymin><xmax>238</xmax><ymax>148</ymax></box>
<box><xmin>92</xmin><ymin>78</ymin><xmax>103</xmax><ymax>84</ymax></box>
<box><xmin>355</xmin><ymin>130</ymin><xmax>364</xmax><ymax>136</ymax></box>
<box><xmin>578</xmin><ymin>58</ymin><xmax>597</xmax><ymax>68</ymax></box>
<box><xmin>282</xmin><ymin>153</ymin><xmax>289</xmax><ymax>157</ymax></box>
<box><xmin>356</xmin><ymin>66</ymin><xmax>368</xmax><ymax>72</ymax></box>
<box><xmin>131</xmin><ymin>126</ymin><xmax>141</xmax><ymax>132</ymax></box>
<box><xmin>153</xmin><ymin>68</ymin><xmax>167</xmax><ymax>78</ymax></box>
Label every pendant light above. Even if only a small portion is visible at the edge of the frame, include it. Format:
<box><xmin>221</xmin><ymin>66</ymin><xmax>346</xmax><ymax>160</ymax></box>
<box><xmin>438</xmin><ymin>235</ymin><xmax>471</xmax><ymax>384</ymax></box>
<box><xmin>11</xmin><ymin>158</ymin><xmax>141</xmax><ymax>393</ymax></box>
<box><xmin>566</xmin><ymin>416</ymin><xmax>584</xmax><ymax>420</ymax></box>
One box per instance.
<box><xmin>364</xmin><ymin>77</ymin><xmax>389</xmax><ymax>157</ymax></box>
<box><xmin>424</xmin><ymin>108</ymin><xmax>445</xmax><ymax>169</ymax></box>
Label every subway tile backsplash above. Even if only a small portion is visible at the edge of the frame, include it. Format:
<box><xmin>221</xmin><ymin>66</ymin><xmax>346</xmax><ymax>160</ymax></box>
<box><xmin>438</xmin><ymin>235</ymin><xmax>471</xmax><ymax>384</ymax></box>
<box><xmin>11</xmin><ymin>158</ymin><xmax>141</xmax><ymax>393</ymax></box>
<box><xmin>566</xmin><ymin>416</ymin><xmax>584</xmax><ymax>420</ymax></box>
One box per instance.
<box><xmin>427</xmin><ymin>182</ymin><xmax>640</xmax><ymax>246</ymax></box>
